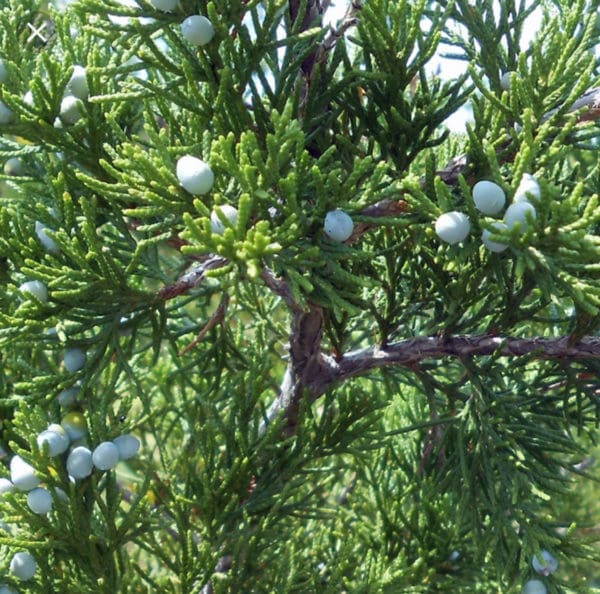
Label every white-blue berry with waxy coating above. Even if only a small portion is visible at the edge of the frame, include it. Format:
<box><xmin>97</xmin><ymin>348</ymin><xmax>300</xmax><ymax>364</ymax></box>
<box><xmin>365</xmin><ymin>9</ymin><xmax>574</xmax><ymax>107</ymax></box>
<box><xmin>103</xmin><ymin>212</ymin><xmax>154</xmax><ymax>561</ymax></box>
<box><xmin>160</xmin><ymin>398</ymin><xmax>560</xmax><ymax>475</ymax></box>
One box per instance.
<box><xmin>176</xmin><ymin>155</ymin><xmax>215</xmax><ymax>195</ymax></box>
<box><xmin>472</xmin><ymin>180</ymin><xmax>506</xmax><ymax>215</ymax></box>
<box><xmin>181</xmin><ymin>15</ymin><xmax>215</xmax><ymax>46</ymax></box>
<box><xmin>10</xmin><ymin>551</ymin><xmax>37</xmax><ymax>581</ymax></box>
<box><xmin>27</xmin><ymin>487</ymin><xmax>53</xmax><ymax>514</ymax></box>
<box><xmin>435</xmin><ymin>211</ymin><xmax>470</xmax><ymax>244</ymax></box>
<box><xmin>114</xmin><ymin>434</ymin><xmax>140</xmax><ymax>460</ymax></box>
<box><xmin>10</xmin><ymin>456</ymin><xmax>40</xmax><ymax>491</ymax></box>
<box><xmin>504</xmin><ymin>201</ymin><xmax>536</xmax><ymax>231</ymax></box>
<box><xmin>92</xmin><ymin>442</ymin><xmax>120</xmax><ymax>470</ymax></box>
<box><xmin>324</xmin><ymin>210</ymin><xmax>354</xmax><ymax>242</ymax></box>
<box><xmin>67</xmin><ymin>446</ymin><xmax>93</xmax><ymax>479</ymax></box>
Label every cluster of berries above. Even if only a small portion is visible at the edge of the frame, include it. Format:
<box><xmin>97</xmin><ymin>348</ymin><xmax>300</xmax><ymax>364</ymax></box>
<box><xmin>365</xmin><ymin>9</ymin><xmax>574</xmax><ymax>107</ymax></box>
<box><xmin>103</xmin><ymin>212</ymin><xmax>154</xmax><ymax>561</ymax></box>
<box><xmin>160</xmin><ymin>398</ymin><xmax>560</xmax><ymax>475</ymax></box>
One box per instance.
<box><xmin>0</xmin><ymin>59</ymin><xmax>88</xmax><ymax>127</ymax></box>
<box><xmin>0</xmin><ymin>419</ymin><xmax>139</xmax><ymax>585</ymax></box>
<box><xmin>435</xmin><ymin>174</ymin><xmax>541</xmax><ymax>250</ymax></box>
<box><xmin>175</xmin><ymin>155</ymin><xmax>239</xmax><ymax>234</ymax></box>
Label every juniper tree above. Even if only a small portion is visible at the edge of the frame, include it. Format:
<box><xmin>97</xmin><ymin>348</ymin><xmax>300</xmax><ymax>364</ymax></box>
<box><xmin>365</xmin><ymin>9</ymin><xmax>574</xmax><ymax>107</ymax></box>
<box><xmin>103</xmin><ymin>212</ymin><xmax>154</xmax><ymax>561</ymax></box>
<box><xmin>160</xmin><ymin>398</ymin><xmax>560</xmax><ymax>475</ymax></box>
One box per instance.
<box><xmin>0</xmin><ymin>0</ymin><xmax>599</xmax><ymax>592</ymax></box>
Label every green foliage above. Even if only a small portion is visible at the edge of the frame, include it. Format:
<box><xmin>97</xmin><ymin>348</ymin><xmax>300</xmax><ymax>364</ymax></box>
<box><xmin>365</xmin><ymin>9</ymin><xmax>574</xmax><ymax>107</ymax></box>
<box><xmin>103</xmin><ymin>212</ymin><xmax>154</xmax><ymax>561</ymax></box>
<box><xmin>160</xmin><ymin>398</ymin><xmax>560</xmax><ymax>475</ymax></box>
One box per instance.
<box><xmin>0</xmin><ymin>0</ymin><xmax>598</xmax><ymax>592</ymax></box>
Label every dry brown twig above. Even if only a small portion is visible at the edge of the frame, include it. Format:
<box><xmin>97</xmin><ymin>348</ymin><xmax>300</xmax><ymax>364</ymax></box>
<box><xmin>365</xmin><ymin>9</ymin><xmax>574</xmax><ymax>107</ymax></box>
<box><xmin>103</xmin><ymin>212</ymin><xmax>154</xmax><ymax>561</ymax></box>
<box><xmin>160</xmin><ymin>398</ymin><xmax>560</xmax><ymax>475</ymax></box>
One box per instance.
<box><xmin>157</xmin><ymin>255</ymin><xmax>227</xmax><ymax>301</ymax></box>
<box><xmin>322</xmin><ymin>0</ymin><xmax>362</xmax><ymax>52</ymax></box>
<box><xmin>179</xmin><ymin>293</ymin><xmax>230</xmax><ymax>356</ymax></box>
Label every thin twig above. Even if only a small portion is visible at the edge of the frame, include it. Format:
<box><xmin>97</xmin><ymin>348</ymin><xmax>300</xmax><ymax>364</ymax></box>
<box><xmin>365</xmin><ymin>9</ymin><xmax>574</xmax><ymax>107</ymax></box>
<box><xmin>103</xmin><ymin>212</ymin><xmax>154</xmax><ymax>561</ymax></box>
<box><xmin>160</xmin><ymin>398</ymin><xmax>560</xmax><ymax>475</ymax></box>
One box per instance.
<box><xmin>417</xmin><ymin>409</ymin><xmax>446</xmax><ymax>476</ymax></box>
<box><xmin>261</xmin><ymin>268</ymin><xmax>304</xmax><ymax>314</ymax></box>
<box><xmin>336</xmin><ymin>472</ymin><xmax>357</xmax><ymax>505</ymax></box>
<box><xmin>322</xmin><ymin>0</ymin><xmax>362</xmax><ymax>52</ymax></box>
<box><xmin>157</xmin><ymin>255</ymin><xmax>228</xmax><ymax>300</ymax></box>
<box><xmin>179</xmin><ymin>293</ymin><xmax>230</xmax><ymax>356</ymax></box>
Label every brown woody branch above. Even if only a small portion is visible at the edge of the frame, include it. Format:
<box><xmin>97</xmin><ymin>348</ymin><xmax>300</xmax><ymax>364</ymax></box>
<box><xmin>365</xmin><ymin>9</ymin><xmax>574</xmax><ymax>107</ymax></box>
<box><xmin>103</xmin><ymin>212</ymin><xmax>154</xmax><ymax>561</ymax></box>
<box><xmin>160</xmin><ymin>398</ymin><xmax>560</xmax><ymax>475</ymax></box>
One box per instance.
<box><xmin>263</xmin><ymin>303</ymin><xmax>334</xmax><ymax>435</ymax></box>
<box><xmin>263</xmin><ymin>333</ymin><xmax>600</xmax><ymax>433</ymax></box>
<box><xmin>334</xmin><ymin>335</ymin><xmax>600</xmax><ymax>384</ymax></box>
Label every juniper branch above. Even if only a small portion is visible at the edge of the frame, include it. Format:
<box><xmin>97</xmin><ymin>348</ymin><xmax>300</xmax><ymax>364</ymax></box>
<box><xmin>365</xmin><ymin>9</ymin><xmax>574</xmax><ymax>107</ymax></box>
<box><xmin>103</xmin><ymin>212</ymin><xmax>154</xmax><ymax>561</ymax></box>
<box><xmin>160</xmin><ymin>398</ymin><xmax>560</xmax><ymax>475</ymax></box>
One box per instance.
<box><xmin>160</xmin><ymin>85</ymin><xmax>600</xmax><ymax>297</ymax></box>
<box><xmin>351</xmin><ymin>86</ymin><xmax>600</xmax><ymax>231</ymax></box>
<box><xmin>262</xmin><ymin>83</ymin><xmax>600</xmax><ymax>430</ymax></box>
<box><xmin>155</xmin><ymin>16</ymin><xmax>600</xmax><ymax>439</ymax></box>
<box><xmin>260</xmin><ymin>82</ymin><xmax>600</xmax><ymax>430</ymax></box>
<box><xmin>265</xmin><ymin>335</ymin><xmax>600</xmax><ymax>433</ymax></box>
<box><xmin>334</xmin><ymin>335</ymin><xmax>600</xmax><ymax>383</ymax></box>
